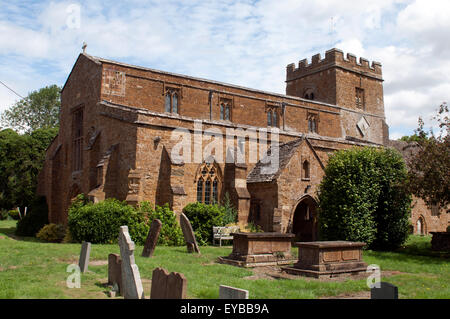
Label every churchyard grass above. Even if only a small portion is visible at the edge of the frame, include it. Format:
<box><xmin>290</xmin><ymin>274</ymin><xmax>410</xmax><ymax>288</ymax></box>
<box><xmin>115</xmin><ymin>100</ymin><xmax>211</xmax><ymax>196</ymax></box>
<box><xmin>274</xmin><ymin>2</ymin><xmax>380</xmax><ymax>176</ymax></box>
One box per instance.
<box><xmin>0</xmin><ymin>220</ymin><xmax>448</xmax><ymax>299</ymax></box>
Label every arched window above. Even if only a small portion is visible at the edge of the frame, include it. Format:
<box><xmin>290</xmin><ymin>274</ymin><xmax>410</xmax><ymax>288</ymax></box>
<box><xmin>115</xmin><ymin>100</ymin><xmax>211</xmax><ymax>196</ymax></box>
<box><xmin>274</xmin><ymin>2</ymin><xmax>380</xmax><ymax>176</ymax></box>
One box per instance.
<box><xmin>196</xmin><ymin>162</ymin><xmax>221</xmax><ymax>204</ymax></box>
<box><xmin>225</xmin><ymin>105</ymin><xmax>230</xmax><ymax>120</ymax></box>
<box><xmin>272</xmin><ymin>111</ymin><xmax>278</xmax><ymax>127</ymax></box>
<box><xmin>302</xmin><ymin>160</ymin><xmax>310</xmax><ymax>179</ymax></box>
<box><xmin>164</xmin><ymin>89</ymin><xmax>180</xmax><ymax>114</ymax></box>
<box><xmin>165</xmin><ymin>93</ymin><xmax>171</xmax><ymax>113</ymax></box>
<box><xmin>267</xmin><ymin>110</ymin><xmax>272</xmax><ymax>126</ymax></box>
<box><xmin>219</xmin><ymin>99</ymin><xmax>232</xmax><ymax>121</ymax></box>
<box><xmin>307</xmin><ymin>113</ymin><xmax>318</xmax><ymax>133</ymax></box>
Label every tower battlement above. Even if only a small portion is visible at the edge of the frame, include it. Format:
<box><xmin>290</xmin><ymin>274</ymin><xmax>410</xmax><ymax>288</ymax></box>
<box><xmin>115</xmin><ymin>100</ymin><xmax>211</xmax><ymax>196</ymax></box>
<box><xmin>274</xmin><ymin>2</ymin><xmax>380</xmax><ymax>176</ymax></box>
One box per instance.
<box><xmin>286</xmin><ymin>48</ymin><xmax>382</xmax><ymax>82</ymax></box>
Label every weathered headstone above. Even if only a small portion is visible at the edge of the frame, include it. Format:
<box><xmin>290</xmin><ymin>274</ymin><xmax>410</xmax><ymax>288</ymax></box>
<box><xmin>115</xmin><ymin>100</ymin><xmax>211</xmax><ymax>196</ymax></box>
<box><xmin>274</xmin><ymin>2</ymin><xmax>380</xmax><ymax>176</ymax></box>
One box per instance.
<box><xmin>219</xmin><ymin>285</ymin><xmax>249</xmax><ymax>299</ymax></box>
<box><xmin>108</xmin><ymin>253</ymin><xmax>122</xmax><ymax>294</ymax></box>
<box><xmin>150</xmin><ymin>267</ymin><xmax>187</xmax><ymax>299</ymax></box>
<box><xmin>78</xmin><ymin>241</ymin><xmax>91</xmax><ymax>273</ymax></box>
<box><xmin>371</xmin><ymin>282</ymin><xmax>398</xmax><ymax>299</ymax></box>
<box><xmin>142</xmin><ymin>219</ymin><xmax>162</xmax><ymax>257</ymax></box>
<box><xmin>118</xmin><ymin>226</ymin><xmax>144</xmax><ymax>299</ymax></box>
<box><xmin>180</xmin><ymin>213</ymin><xmax>200</xmax><ymax>254</ymax></box>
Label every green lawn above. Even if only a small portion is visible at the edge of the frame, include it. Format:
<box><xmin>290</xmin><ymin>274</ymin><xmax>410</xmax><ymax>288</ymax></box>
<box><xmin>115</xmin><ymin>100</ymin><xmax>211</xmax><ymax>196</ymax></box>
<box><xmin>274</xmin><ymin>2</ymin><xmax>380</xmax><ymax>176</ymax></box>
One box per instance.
<box><xmin>0</xmin><ymin>219</ymin><xmax>448</xmax><ymax>299</ymax></box>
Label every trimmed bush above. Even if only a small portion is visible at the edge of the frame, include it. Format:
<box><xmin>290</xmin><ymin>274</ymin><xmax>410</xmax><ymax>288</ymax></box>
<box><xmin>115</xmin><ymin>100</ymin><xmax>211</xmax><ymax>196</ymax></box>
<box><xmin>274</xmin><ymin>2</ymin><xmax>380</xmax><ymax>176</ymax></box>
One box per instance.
<box><xmin>36</xmin><ymin>224</ymin><xmax>66</xmax><ymax>243</ymax></box>
<box><xmin>16</xmin><ymin>196</ymin><xmax>49</xmax><ymax>237</ymax></box>
<box><xmin>318</xmin><ymin>147</ymin><xmax>411</xmax><ymax>250</ymax></box>
<box><xmin>67</xmin><ymin>195</ymin><xmax>149</xmax><ymax>245</ymax></box>
<box><xmin>182</xmin><ymin>202</ymin><xmax>225</xmax><ymax>245</ymax></box>
<box><xmin>138</xmin><ymin>202</ymin><xmax>184</xmax><ymax>246</ymax></box>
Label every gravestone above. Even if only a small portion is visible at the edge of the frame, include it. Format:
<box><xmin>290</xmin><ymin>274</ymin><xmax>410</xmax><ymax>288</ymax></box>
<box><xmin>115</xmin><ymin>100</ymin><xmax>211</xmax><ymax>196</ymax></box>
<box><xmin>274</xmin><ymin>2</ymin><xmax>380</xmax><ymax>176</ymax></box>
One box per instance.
<box><xmin>371</xmin><ymin>282</ymin><xmax>398</xmax><ymax>299</ymax></box>
<box><xmin>180</xmin><ymin>213</ymin><xmax>200</xmax><ymax>254</ymax></box>
<box><xmin>118</xmin><ymin>226</ymin><xmax>144</xmax><ymax>299</ymax></box>
<box><xmin>108</xmin><ymin>253</ymin><xmax>122</xmax><ymax>294</ymax></box>
<box><xmin>150</xmin><ymin>267</ymin><xmax>187</xmax><ymax>299</ymax></box>
<box><xmin>142</xmin><ymin>219</ymin><xmax>162</xmax><ymax>257</ymax></box>
<box><xmin>78</xmin><ymin>241</ymin><xmax>91</xmax><ymax>273</ymax></box>
<box><xmin>219</xmin><ymin>285</ymin><xmax>249</xmax><ymax>299</ymax></box>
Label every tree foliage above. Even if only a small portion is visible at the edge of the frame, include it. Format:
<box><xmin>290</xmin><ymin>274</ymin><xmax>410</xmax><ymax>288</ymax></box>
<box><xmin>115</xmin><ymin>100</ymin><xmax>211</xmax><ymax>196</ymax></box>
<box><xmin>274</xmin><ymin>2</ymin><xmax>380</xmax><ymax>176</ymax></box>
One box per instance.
<box><xmin>407</xmin><ymin>103</ymin><xmax>449</xmax><ymax>212</ymax></box>
<box><xmin>318</xmin><ymin>147</ymin><xmax>411</xmax><ymax>250</ymax></box>
<box><xmin>1</xmin><ymin>85</ymin><xmax>61</xmax><ymax>132</ymax></box>
<box><xmin>0</xmin><ymin>127</ymin><xmax>58</xmax><ymax>210</ymax></box>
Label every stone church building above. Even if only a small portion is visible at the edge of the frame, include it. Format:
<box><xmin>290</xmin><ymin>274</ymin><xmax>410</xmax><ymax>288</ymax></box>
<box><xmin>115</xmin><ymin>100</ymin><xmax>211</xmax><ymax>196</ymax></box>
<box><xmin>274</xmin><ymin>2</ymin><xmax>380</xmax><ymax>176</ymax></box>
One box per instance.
<box><xmin>37</xmin><ymin>48</ymin><xmax>448</xmax><ymax>239</ymax></box>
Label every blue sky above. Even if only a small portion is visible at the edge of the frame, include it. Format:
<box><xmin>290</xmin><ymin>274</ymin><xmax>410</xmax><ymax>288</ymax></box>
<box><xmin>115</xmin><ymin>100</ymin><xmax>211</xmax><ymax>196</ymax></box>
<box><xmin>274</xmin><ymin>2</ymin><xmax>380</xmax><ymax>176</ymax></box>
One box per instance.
<box><xmin>1</xmin><ymin>0</ymin><xmax>450</xmax><ymax>139</ymax></box>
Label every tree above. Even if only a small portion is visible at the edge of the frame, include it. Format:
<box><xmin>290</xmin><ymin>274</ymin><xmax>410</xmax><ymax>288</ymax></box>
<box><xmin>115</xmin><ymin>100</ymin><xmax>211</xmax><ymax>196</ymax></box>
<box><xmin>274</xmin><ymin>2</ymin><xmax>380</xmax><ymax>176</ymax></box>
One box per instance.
<box><xmin>407</xmin><ymin>103</ymin><xmax>449</xmax><ymax>212</ymax></box>
<box><xmin>318</xmin><ymin>147</ymin><xmax>411</xmax><ymax>250</ymax></box>
<box><xmin>1</xmin><ymin>85</ymin><xmax>61</xmax><ymax>132</ymax></box>
<box><xmin>0</xmin><ymin>127</ymin><xmax>58</xmax><ymax>210</ymax></box>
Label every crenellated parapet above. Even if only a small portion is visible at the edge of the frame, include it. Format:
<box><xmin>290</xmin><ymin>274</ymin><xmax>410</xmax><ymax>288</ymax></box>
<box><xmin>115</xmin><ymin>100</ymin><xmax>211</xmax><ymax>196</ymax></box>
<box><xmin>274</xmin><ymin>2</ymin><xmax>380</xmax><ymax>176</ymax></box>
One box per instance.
<box><xmin>286</xmin><ymin>48</ymin><xmax>382</xmax><ymax>82</ymax></box>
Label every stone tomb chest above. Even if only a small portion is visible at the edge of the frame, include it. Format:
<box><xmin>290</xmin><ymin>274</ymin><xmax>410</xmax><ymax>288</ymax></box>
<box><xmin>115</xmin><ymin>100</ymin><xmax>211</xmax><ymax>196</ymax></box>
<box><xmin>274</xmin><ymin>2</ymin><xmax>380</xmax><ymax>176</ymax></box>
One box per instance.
<box><xmin>218</xmin><ymin>232</ymin><xmax>295</xmax><ymax>267</ymax></box>
<box><xmin>282</xmin><ymin>241</ymin><xmax>367</xmax><ymax>278</ymax></box>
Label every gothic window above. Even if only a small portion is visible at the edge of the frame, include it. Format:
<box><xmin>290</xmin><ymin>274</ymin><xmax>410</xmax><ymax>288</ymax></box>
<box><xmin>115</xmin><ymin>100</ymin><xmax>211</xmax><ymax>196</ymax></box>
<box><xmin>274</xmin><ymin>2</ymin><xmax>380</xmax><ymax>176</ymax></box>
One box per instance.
<box><xmin>196</xmin><ymin>162</ymin><xmax>221</xmax><ymax>204</ymax></box>
<box><xmin>72</xmin><ymin>108</ymin><xmax>84</xmax><ymax>171</ymax></box>
<box><xmin>356</xmin><ymin>87</ymin><xmax>365</xmax><ymax>109</ymax></box>
<box><xmin>219</xmin><ymin>99</ymin><xmax>232</xmax><ymax>121</ymax></box>
<box><xmin>302</xmin><ymin>160</ymin><xmax>310</xmax><ymax>180</ymax></box>
<box><xmin>304</xmin><ymin>88</ymin><xmax>315</xmax><ymax>100</ymax></box>
<box><xmin>164</xmin><ymin>88</ymin><xmax>180</xmax><ymax>114</ymax></box>
<box><xmin>267</xmin><ymin>106</ymin><xmax>279</xmax><ymax>127</ymax></box>
<box><xmin>307</xmin><ymin>113</ymin><xmax>318</xmax><ymax>133</ymax></box>
<box><xmin>165</xmin><ymin>93</ymin><xmax>171</xmax><ymax>112</ymax></box>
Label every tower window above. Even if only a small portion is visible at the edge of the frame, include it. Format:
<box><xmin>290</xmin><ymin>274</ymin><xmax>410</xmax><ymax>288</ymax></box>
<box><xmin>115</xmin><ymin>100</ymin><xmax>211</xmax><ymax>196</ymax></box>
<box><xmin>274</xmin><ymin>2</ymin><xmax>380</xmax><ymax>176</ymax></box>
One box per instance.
<box><xmin>303</xmin><ymin>88</ymin><xmax>315</xmax><ymax>100</ymax></box>
<box><xmin>307</xmin><ymin>113</ymin><xmax>318</xmax><ymax>133</ymax></box>
<box><xmin>356</xmin><ymin>87</ymin><xmax>365</xmax><ymax>109</ymax></box>
<box><xmin>164</xmin><ymin>88</ymin><xmax>180</xmax><ymax>114</ymax></box>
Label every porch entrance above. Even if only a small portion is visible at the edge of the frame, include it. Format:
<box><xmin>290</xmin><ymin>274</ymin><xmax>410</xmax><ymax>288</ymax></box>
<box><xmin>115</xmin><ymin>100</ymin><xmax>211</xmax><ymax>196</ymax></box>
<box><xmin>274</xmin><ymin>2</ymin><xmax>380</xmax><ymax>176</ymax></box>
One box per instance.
<box><xmin>292</xmin><ymin>196</ymin><xmax>318</xmax><ymax>242</ymax></box>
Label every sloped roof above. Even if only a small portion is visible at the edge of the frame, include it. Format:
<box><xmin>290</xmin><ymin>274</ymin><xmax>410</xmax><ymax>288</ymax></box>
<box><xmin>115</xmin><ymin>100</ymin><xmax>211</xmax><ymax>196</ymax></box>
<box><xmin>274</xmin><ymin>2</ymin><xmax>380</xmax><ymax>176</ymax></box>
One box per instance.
<box><xmin>247</xmin><ymin>138</ymin><xmax>304</xmax><ymax>183</ymax></box>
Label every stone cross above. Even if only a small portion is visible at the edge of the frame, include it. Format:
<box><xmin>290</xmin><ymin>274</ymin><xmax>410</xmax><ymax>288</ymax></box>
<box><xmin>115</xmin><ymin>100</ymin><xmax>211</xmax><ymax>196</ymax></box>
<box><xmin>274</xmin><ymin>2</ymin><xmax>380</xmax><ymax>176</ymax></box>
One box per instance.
<box><xmin>180</xmin><ymin>213</ymin><xmax>200</xmax><ymax>254</ymax></box>
<box><xmin>371</xmin><ymin>282</ymin><xmax>398</xmax><ymax>299</ymax></box>
<box><xmin>118</xmin><ymin>226</ymin><xmax>144</xmax><ymax>299</ymax></box>
<box><xmin>108</xmin><ymin>253</ymin><xmax>122</xmax><ymax>294</ymax></box>
<box><xmin>142</xmin><ymin>219</ymin><xmax>162</xmax><ymax>257</ymax></box>
<box><xmin>219</xmin><ymin>285</ymin><xmax>249</xmax><ymax>299</ymax></box>
<box><xmin>78</xmin><ymin>241</ymin><xmax>91</xmax><ymax>273</ymax></box>
<box><xmin>150</xmin><ymin>267</ymin><xmax>187</xmax><ymax>299</ymax></box>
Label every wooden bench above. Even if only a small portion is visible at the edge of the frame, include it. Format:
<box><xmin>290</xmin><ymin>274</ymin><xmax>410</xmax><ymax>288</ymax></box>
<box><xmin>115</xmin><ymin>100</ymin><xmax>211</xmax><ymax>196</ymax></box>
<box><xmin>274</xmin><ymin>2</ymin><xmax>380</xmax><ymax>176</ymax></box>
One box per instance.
<box><xmin>213</xmin><ymin>226</ymin><xmax>240</xmax><ymax>246</ymax></box>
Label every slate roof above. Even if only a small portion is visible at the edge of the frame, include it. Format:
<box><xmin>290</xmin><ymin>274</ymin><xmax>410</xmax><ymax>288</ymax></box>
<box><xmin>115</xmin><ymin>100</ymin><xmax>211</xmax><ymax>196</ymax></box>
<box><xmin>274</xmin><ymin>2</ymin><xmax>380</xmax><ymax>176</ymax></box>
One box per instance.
<box><xmin>247</xmin><ymin>138</ymin><xmax>304</xmax><ymax>183</ymax></box>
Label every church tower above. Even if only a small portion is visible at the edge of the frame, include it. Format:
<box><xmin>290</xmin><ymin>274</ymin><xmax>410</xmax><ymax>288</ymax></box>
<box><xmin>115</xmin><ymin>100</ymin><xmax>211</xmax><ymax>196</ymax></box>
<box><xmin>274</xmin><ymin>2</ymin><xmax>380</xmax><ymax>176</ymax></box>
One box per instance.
<box><xmin>286</xmin><ymin>48</ymin><xmax>389</xmax><ymax>145</ymax></box>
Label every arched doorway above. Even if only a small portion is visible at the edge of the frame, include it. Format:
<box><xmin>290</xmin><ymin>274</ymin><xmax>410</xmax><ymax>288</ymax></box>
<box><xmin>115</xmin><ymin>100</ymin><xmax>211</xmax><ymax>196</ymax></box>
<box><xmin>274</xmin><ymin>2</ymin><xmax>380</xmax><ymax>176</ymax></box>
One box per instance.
<box><xmin>416</xmin><ymin>216</ymin><xmax>426</xmax><ymax>235</ymax></box>
<box><xmin>291</xmin><ymin>196</ymin><xmax>318</xmax><ymax>242</ymax></box>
